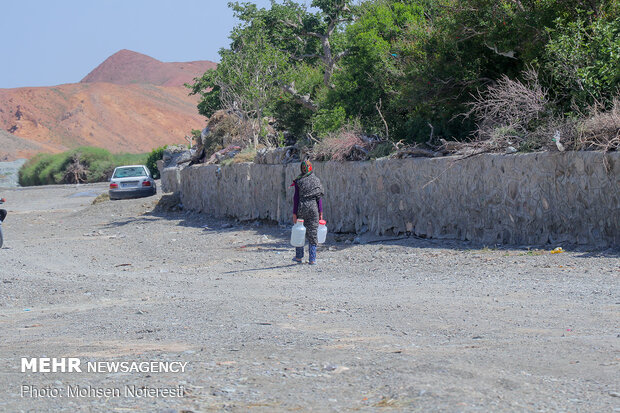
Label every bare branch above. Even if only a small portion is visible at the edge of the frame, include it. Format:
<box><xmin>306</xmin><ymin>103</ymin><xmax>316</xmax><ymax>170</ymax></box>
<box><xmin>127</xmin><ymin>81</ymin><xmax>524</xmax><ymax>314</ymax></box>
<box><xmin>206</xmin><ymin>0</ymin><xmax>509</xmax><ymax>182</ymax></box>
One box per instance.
<box><xmin>282</xmin><ymin>14</ymin><xmax>304</xmax><ymax>29</ymax></box>
<box><xmin>511</xmin><ymin>0</ymin><xmax>525</xmax><ymax>12</ymax></box>
<box><xmin>484</xmin><ymin>43</ymin><xmax>517</xmax><ymax>59</ymax></box>
<box><xmin>426</xmin><ymin>123</ymin><xmax>434</xmax><ymax>146</ymax></box>
<box><xmin>456</xmin><ymin>27</ymin><xmax>485</xmax><ymax>43</ymax></box>
<box><xmin>303</xmin><ymin>31</ymin><xmax>324</xmax><ymax>39</ymax></box>
<box><xmin>282</xmin><ymin>20</ymin><xmax>299</xmax><ymax>29</ymax></box>
<box><xmin>334</xmin><ymin>50</ymin><xmax>349</xmax><ymax>62</ymax></box>
<box><xmin>281</xmin><ymin>1</ymin><xmax>353</xmax><ymax>89</ymax></box>
<box><xmin>278</xmin><ymin>82</ymin><xmax>318</xmax><ymax>111</ymax></box>
<box><xmin>376</xmin><ymin>98</ymin><xmax>389</xmax><ymax>140</ymax></box>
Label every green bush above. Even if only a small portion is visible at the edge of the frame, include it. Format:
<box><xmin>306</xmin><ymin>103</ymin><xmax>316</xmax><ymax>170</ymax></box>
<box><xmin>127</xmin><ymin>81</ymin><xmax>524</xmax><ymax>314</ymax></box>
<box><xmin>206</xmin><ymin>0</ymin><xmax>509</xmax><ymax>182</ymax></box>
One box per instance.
<box><xmin>18</xmin><ymin>147</ymin><xmax>149</xmax><ymax>186</ymax></box>
<box><xmin>86</xmin><ymin>159</ymin><xmax>114</xmax><ymax>183</ymax></box>
<box><xmin>36</xmin><ymin>151</ymin><xmax>73</xmax><ymax>184</ymax></box>
<box><xmin>544</xmin><ymin>16</ymin><xmax>620</xmax><ymax>112</ymax></box>
<box><xmin>19</xmin><ymin>153</ymin><xmax>53</xmax><ymax>186</ymax></box>
<box><xmin>113</xmin><ymin>152</ymin><xmax>148</xmax><ymax>165</ymax></box>
<box><xmin>145</xmin><ymin>146</ymin><xmax>167</xmax><ymax>179</ymax></box>
<box><xmin>312</xmin><ymin>106</ymin><xmax>347</xmax><ymax>136</ymax></box>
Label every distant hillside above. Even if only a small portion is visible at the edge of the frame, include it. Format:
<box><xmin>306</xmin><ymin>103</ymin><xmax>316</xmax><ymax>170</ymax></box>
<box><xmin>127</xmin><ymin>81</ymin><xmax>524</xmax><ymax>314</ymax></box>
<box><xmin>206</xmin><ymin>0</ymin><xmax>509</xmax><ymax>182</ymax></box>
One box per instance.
<box><xmin>0</xmin><ymin>50</ymin><xmax>216</xmax><ymax>161</ymax></box>
<box><xmin>0</xmin><ymin>129</ymin><xmax>47</xmax><ymax>162</ymax></box>
<box><xmin>81</xmin><ymin>49</ymin><xmax>217</xmax><ymax>87</ymax></box>
<box><xmin>0</xmin><ymin>83</ymin><xmax>204</xmax><ymax>157</ymax></box>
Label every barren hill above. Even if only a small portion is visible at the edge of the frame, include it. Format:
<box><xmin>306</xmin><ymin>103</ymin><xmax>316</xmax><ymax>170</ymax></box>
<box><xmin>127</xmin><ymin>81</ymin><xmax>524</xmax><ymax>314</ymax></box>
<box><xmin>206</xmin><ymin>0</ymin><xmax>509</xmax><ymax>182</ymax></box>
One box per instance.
<box><xmin>0</xmin><ymin>50</ymin><xmax>216</xmax><ymax>161</ymax></box>
<box><xmin>81</xmin><ymin>49</ymin><xmax>216</xmax><ymax>87</ymax></box>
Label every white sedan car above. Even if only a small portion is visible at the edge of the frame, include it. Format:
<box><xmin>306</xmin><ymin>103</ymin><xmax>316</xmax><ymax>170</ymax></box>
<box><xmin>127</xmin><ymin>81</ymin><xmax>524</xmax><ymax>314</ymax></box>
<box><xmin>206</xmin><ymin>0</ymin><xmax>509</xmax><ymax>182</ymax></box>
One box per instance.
<box><xmin>108</xmin><ymin>165</ymin><xmax>156</xmax><ymax>200</ymax></box>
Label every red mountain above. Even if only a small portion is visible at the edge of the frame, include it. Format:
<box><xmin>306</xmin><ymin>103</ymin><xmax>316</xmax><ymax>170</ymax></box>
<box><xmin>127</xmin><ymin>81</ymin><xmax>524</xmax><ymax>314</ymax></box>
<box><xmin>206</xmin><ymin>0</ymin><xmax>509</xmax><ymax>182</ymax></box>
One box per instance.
<box><xmin>81</xmin><ymin>49</ymin><xmax>216</xmax><ymax>87</ymax></box>
<box><xmin>0</xmin><ymin>50</ymin><xmax>216</xmax><ymax>161</ymax></box>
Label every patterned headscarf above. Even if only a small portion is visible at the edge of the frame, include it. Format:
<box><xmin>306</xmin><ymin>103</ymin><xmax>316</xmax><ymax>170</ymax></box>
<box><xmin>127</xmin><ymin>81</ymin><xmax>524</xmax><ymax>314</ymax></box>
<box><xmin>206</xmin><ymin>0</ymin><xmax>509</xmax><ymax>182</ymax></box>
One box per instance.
<box><xmin>300</xmin><ymin>160</ymin><xmax>313</xmax><ymax>175</ymax></box>
<box><xmin>291</xmin><ymin>160</ymin><xmax>313</xmax><ymax>186</ymax></box>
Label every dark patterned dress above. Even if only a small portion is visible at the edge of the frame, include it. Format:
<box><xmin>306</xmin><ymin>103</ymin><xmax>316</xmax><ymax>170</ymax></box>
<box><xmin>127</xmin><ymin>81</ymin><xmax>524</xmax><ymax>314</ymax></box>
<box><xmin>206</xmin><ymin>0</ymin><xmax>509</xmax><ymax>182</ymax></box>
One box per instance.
<box><xmin>294</xmin><ymin>174</ymin><xmax>324</xmax><ymax>245</ymax></box>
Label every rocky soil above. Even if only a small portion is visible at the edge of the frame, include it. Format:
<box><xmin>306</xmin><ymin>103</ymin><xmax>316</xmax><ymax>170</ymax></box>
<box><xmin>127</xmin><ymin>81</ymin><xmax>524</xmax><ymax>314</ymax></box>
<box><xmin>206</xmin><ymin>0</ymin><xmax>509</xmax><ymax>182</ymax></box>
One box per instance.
<box><xmin>0</xmin><ymin>183</ymin><xmax>618</xmax><ymax>412</ymax></box>
<box><xmin>0</xmin><ymin>129</ymin><xmax>44</xmax><ymax>162</ymax></box>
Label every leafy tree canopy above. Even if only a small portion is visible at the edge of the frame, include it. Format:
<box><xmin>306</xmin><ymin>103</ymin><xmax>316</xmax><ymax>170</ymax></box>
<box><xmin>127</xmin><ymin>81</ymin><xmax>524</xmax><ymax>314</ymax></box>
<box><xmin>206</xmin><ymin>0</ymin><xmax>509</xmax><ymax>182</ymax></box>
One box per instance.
<box><xmin>188</xmin><ymin>0</ymin><xmax>620</xmax><ymax>145</ymax></box>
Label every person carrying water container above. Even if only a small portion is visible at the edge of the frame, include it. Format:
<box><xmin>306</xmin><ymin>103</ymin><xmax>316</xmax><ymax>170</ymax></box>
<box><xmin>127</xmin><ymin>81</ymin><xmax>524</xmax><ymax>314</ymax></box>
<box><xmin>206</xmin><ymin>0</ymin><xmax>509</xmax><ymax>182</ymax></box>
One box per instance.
<box><xmin>292</xmin><ymin>160</ymin><xmax>324</xmax><ymax>265</ymax></box>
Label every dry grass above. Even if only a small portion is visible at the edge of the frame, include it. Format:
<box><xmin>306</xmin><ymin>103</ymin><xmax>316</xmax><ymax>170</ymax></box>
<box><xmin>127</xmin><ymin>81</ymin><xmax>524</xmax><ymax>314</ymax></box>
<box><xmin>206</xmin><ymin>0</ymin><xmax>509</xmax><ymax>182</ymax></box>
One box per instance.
<box><xmin>576</xmin><ymin>98</ymin><xmax>620</xmax><ymax>151</ymax></box>
<box><xmin>225</xmin><ymin>146</ymin><xmax>258</xmax><ymax>164</ymax></box>
<box><xmin>91</xmin><ymin>193</ymin><xmax>110</xmax><ymax>205</ymax></box>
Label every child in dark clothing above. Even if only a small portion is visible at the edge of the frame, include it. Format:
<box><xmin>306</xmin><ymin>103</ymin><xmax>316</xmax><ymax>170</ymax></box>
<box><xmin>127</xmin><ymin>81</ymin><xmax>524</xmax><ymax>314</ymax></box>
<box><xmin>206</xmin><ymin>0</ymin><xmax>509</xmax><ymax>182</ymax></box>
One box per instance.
<box><xmin>291</xmin><ymin>160</ymin><xmax>324</xmax><ymax>265</ymax></box>
<box><xmin>0</xmin><ymin>198</ymin><xmax>6</xmax><ymax>222</ymax></box>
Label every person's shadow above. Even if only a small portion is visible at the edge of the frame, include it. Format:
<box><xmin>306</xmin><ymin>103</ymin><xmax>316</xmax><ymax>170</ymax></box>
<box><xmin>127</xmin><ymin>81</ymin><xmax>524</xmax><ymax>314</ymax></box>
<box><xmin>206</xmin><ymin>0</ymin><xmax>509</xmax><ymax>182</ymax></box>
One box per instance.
<box><xmin>221</xmin><ymin>263</ymin><xmax>300</xmax><ymax>275</ymax></box>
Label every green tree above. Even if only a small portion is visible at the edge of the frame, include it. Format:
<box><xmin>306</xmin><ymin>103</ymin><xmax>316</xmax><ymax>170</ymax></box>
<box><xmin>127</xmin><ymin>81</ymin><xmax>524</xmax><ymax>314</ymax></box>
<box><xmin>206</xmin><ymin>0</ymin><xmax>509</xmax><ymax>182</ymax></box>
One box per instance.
<box><xmin>331</xmin><ymin>0</ymin><xmax>428</xmax><ymax>137</ymax></box>
<box><xmin>189</xmin><ymin>0</ymin><xmax>620</xmax><ymax>146</ymax></box>
<box><xmin>544</xmin><ymin>15</ymin><xmax>620</xmax><ymax>111</ymax></box>
<box><xmin>189</xmin><ymin>0</ymin><xmax>357</xmax><ymax>138</ymax></box>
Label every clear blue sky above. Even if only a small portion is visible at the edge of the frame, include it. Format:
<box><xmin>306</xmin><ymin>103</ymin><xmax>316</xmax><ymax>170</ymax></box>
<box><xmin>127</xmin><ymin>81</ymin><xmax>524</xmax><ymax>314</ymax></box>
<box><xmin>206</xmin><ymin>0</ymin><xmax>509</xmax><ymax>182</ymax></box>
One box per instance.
<box><xmin>0</xmin><ymin>0</ymin><xmax>298</xmax><ymax>89</ymax></box>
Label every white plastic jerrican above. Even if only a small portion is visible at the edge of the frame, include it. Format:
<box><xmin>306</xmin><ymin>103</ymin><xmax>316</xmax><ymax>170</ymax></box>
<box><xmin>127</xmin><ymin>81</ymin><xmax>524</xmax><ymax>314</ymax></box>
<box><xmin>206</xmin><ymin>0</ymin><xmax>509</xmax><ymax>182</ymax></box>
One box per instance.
<box><xmin>291</xmin><ymin>219</ymin><xmax>306</xmax><ymax>247</ymax></box>
<box><xmin>317</xmin><ymin>220</ymin><xmax>327</xmax><ymax>244</ymax></box>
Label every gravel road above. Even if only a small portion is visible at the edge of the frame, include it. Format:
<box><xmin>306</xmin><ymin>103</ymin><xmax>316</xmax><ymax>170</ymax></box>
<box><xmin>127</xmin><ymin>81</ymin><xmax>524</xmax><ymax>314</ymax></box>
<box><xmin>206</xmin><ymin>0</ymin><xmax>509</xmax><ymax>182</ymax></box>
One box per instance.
<box><xmin>0</xmin><ymin>183</ymin><xmax>618</xmax><ymax>412</ymax></box>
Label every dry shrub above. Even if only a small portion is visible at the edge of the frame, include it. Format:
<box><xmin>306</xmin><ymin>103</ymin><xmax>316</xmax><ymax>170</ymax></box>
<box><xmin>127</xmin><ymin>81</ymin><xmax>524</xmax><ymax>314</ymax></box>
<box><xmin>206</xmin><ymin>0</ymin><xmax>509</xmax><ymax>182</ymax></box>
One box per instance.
<box><xmin>463</xmin><ymin>68</ymin><xmax>619</xmax><ymax>154</ymax></box>
<box><xmin>203</xmin><ymin>111</ymin><xmax>279</xmax><ymax>155</ymax></box>
<box><xmin>463</xmin><ymin>68</ymin><xmax>550</xmax><ymax>152</ymax></box>
<box><xmin>63</xmin><ymin>152</ymin><xmax>88</xmax><ymax>184</ymax></box>
<box><xmin>522</xmin><ymin>99</ymin><xmax>620</xmax><ymax>153</ymax></box>
<box><xmin>471</xmin><ymin>68</ymin><xmax>548</xmax><ymax>132</ymax></box>
<box><xmin>205</xmin><ymin>110</ymin><xmax>251</xmax><ymax>151</ymax></box>
<box><xmin>576</xmin><ymin>98</ymin><xmax>620</xmax><ymax>151</ymax></box>
<box><xmin>312</xmin><ymin>125</ymin><xmax>378</xmax><ymax>161</ymax></box>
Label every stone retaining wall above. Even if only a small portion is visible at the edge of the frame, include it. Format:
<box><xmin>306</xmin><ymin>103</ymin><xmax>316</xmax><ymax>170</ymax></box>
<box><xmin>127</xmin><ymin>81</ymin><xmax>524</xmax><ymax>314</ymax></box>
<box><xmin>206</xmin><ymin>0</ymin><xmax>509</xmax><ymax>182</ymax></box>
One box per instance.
<box><xmin>161</xmin><ymin>151</ymin><xmax>619</xmax><ymax>247</ymax></box>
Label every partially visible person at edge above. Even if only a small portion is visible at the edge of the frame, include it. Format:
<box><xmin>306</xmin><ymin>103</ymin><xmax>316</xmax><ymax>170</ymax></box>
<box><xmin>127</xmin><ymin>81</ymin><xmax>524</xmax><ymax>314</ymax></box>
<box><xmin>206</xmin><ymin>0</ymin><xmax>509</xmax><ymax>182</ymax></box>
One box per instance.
<box><xmin>0</xmin><ymin>198</ymin><xmax>6</xmax><ymax>222</ymax></box>
<box><xmin>291</xmin><ymin>160</ymin><xmax>324</xmax><ymax>265</ymax></box>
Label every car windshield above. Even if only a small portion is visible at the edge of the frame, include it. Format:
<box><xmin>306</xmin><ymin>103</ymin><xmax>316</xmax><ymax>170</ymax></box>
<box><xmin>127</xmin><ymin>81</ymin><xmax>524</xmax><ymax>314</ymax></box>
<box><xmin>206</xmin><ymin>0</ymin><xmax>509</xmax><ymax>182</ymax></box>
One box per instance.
<box><xmin>113</xmin><ymin>167</ymin><xmax>147</xmax><ymax>178</ymax></box>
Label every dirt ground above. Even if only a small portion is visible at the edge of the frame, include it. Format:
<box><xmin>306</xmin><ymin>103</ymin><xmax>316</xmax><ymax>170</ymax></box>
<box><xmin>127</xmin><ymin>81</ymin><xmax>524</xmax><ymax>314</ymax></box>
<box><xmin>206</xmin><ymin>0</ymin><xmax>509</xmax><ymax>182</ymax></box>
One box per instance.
<box><xmin>0</xmin><ymin>183</ymin><xmax>618</xmax><ymax>412</ymax></box>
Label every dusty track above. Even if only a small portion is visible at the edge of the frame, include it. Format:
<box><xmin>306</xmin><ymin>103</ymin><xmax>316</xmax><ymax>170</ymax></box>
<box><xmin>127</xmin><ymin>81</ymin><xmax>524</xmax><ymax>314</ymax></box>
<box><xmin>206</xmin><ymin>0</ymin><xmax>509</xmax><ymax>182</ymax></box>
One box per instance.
<box><xmin>0</xmin><ymin>183</ymin><xmax>618</xmax><ymax>412</ymax></box>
